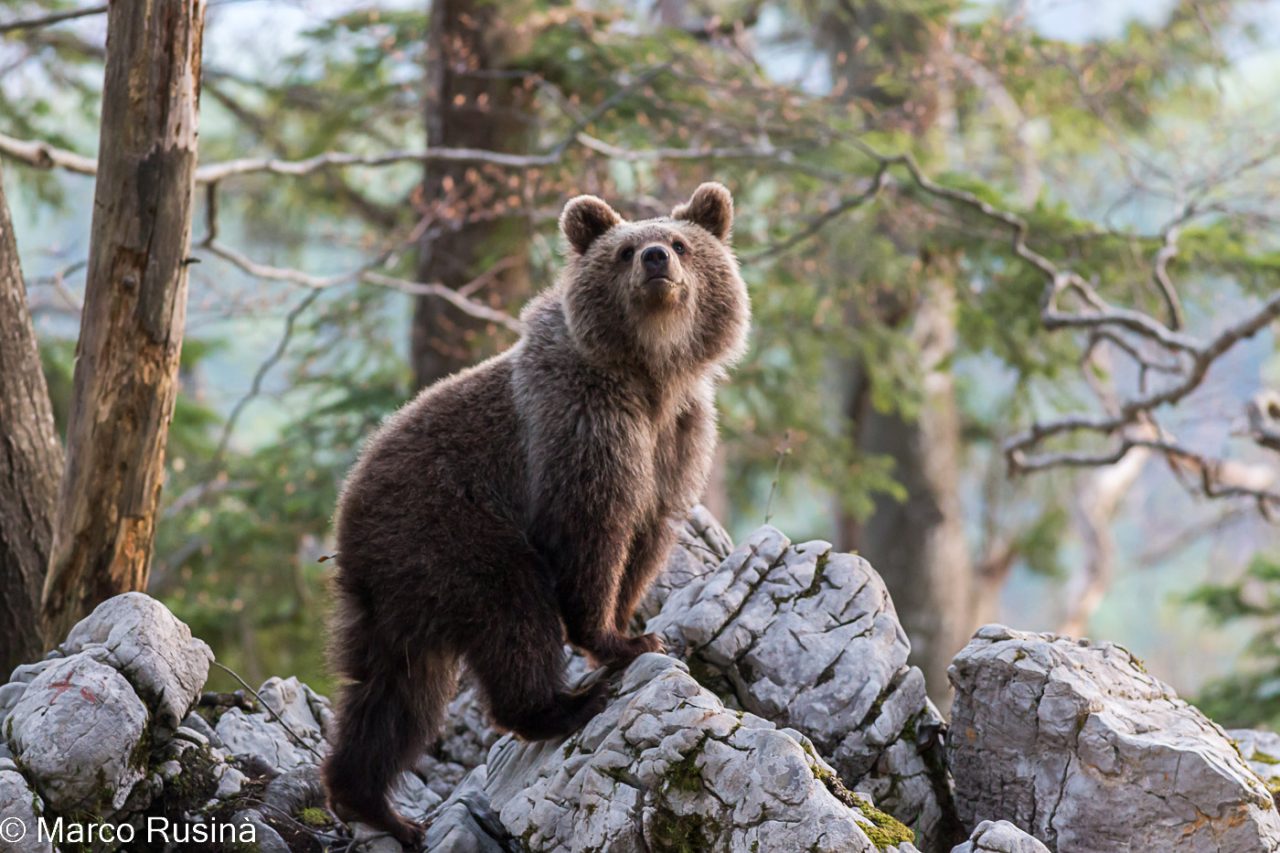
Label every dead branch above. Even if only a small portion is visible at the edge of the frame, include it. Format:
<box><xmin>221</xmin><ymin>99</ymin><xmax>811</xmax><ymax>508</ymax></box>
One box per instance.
<box><xmin>845</xmin><ymin>139</ymin><xmax>1280</xmax><ymax>514</ymax></box>
<box><xmin>0</xmin><ymin>4</ymin><xmax>107</xmax><ymax>35</ymax></box>
<box><xmin>0</xmin><ymin>129</ymin><xmax>789</xmax><ymax>185</ymax></box>
<box><xmin>0</xmin><ymin>133</ymin><xmax>97</xmax><ymax>176</ymax></box>
<box><xmin>200</xmin><ymin>241</ymin><xmax>524</xmax><ymax>334</ymax></box>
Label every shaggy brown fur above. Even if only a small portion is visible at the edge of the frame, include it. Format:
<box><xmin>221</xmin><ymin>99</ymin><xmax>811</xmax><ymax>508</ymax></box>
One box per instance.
<box><xmin>322</xmin><ymin>183</ymin><xmax>750</xmax><ymax>846</ymax></box>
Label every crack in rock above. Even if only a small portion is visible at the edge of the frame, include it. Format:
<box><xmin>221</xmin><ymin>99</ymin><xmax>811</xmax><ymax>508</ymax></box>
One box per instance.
<box><xmin>648</xmin><ymin>526</ymin><xmax>959</xmax><ymax>850</ymax></box>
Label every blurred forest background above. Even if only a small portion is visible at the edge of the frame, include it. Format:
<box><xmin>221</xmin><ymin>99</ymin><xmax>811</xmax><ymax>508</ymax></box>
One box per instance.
<box><xmin>3</xmin><ymin>0</ymin><xmax>1280</xmax><ymax>722</ymax></box>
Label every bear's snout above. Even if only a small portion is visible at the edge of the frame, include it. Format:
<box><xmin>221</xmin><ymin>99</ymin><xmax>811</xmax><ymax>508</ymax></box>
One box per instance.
<box><xmin>641</xmin><ymin>245</ymin><xmax>670</xmax><ymax>278</ymax></box>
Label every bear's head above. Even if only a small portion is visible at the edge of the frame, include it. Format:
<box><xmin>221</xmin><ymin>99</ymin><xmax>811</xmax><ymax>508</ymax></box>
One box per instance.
<box><xmin>557</xmin><ymin>183</ymin><xmax>750</xmax><ymax>374</ymax></box>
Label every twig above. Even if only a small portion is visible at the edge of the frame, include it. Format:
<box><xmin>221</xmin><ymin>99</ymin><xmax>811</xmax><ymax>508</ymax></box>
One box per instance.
<box><xmin>742</xmin><ymin>168</ymin><xmax>889</xmax><ymax>262</ymax></box>
<box><xmin>211</xmin><ymin>661</ymin><xmax>328</xmax><ymax>764</ymax></box>
<box><xmin>0</xmin><ymin>4</ymin><xmax>107</xmax><ymax>35</ymax></box>
<box><xmin>361</xmin><ymin>272</ymin><xmax>523</xmax><ymax>333</ymax></box>
<box><xmin>209</xmin><ymin>288</ymin><xmax>320</xmax><ymax>472</ymax></box>
<box><xmin>763</xmin><ymin>431</ymin><xmax>792</xmax><ymax>525</ymax></box>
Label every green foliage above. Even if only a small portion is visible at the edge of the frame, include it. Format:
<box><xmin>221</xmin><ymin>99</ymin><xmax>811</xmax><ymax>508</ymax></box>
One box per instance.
<box><xmin>1191</xmin><ymin>555</ymin><xmax>1280</xmax><ymax>728</ymax></box>
<box><xmin>153</xmin><ymin>290</ymin><xmax>411</xmax><ymax>692</ymax></box>
<box><xmin>9</xmin><ymin>0</ymin><xmax>1279</xmax><ymax>705</ymax></box>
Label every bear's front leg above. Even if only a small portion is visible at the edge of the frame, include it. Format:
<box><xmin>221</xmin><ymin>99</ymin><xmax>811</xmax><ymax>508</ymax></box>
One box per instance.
<box><xmin>613</xmin><ymin>517</ymin><xmax>677</xmax><ymax>634</ymax></box>
<box><xmin>523</xmin><ymin>395</ymin><xmax>664</xmax><ymax>669</ymax></box>
<box><xmin>549</xmin><ymin>515</ymin><xmax>664</xmax><ymax>668</ymax></box>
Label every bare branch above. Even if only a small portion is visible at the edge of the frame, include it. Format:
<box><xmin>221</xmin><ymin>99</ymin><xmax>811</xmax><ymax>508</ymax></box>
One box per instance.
<box><xmin>195</xmin><ymin>147</ymin><xmax>562</xmax><ymax>183</ymax></box>
<box><xmin>572</xmin><ymin>132</ymin><xmax>785</xmax><ymax>164</ymax></box>
<box><xmin>0</xmin><ymin>4</ymin><xmax>107</xmax><ymax>35</ymax></box>
<box><xmin>0</xmin><ymin>133</ymin><xmax>96</xmax><ymax>176</ymax></box>
<box><xmin>742</xmin><ymin>167</ymin><xmax>889</xmax><ymax>262</ymax></box>
<box><xmin>1150</xmin><ymin>222</ymin><xmax>1186</xmax><ymax>331</ymax></box>
<box><xmin>200</xmin><ymin>241</ymin><xmax>524</xmax><ymax>333</ymax></box>
<box><xmin>1</xmin><ymin>129</ymin><xmax>793</xmax><ymax>184</ymax></box>
<box><xmin>841</xmin><ymin>139</ymin><xmax>1280</xmax><ymax>515</ymax></box>
<box><xmin>208</xmin><ymin>289</ymin><xmax>321</xmax><ymax>472</ymax></box>
<box><xmin>360</xmin><ymin>272</ymin><xmax>523</xmax><ymax>333</ymax></box>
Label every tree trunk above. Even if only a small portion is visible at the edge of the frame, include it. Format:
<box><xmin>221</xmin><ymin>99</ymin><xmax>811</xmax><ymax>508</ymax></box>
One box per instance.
<box><xmin>42</xmin><ymin>0</ymin><xmax>205</xmax><ymax>643</ymax></box>
<box><xmin>837</xmin><ymin>282</ymin><xmax>974</xmax><ymax>708</ymax></box>
<box><xmin>411</xmin><ymin>0</ymin><xmax>532</xmax><ymax>390</ymax></box>
<box><xmin>0</xmin><ymin>167</ymin><xmax>63</xmax><ymax>673</ymax></box>
<box><xmin>820</xmin><ymin>1</ymin><xmax>978</xmax><ymax>708</ymax></box>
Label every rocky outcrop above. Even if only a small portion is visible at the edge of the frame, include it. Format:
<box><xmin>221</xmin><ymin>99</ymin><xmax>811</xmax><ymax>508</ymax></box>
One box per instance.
<box><xmin>648</xmin><ymin>525</ymin><xmax>958</xmax><ymax>849</ymax></box>
<box><xmin>0</xmin><ymin>594</ymin><xmax>210</xmax><ymax>821</ymax></box>
<box><xmin>483</xmin><ymin>653</ymin><xmax>918</xmax><ymax>852</ymax></box>
<box><xmin>5</xmin><ymin>510</ymin><xmax>1280</xmax><ymax>852</ymax></box>
<box><xmin>949</xmin><ymin>624</ymin><xmax>1280</xmax><ymax>853</ymax></box>
<box><xmin>7</xmin><ymin>655</ymin><xmax>150</xmax><ymax>815</ymax></box>
<box><xmin>61</xmin><ymin>592</ymin><xmax>213</xmax><ymax>733</ymax></box>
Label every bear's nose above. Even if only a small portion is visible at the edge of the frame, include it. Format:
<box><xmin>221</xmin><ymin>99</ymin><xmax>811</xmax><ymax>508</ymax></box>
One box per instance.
<box><xmin>641</xmin><ymin>246</ymin><xmax>669</xmax><ymax>276</ymax></box>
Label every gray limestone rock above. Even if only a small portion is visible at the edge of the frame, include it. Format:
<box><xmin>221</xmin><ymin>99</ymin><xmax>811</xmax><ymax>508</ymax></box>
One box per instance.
<box><xmin>6</xmin><ymin>654</ymin><xmax>149</xmax><ymax>815</ymax></box>
<box><xmin>1230</xmin><ymin>728</ymin><xmax>1280</xmax><ymax>801</ymax></box>
<box><xmin>215</xmin><ymin>676</ymin><xmax>330</xmax><ymax>772</ymax></box>
<box><xmin>0</xmin><ymin>759</ymin><xmax>51</xmax><ymax>853</ymax></box>
<box><xmin>949</xmin><ymin>624</ymin><xmax>1280</xmax><ymax>852</ymax></box>
<box><xmin>61</xmin><ymin>592</ymin><xmax>212</xmax><ymax>733</ymax></box>
<box><xmin>647</xmin><ymin>525</ymin><xmax>956</xmax><ymax>849</ymax></box>
<box><xmin>423</xmin><ymin>767</ymin><xmax>517</xmax><ymax>853</ymax></box>
<box><xmin>0</xmin><ymin>660</ymin><xmax>59</xmax><ymax>739</ymax></box>
<box><xmin>950</xmin><ymin>821</ymin><xmax>1049</xmax><ymax>853</ymax></box>
<box><xmin>483</xmin><ymin>653</ymin><xmax>920</xmax><ymax>852</ymax></box>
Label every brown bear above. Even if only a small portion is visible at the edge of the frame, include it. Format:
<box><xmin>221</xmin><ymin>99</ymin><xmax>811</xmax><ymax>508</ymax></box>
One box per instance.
<box><xmin>322</xmin><ymin>183</ymin><xmax>749</xmax><ymax>845</ymax></box>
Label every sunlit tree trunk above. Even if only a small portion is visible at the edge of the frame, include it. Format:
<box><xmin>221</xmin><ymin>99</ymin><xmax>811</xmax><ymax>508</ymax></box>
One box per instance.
<box><xmin>42</xmin><ymin>0</ymin><xmax>206</xmax><ymax>643</ymax></box>
<box><xmin>412</xmin><ymin>0</ymin><xmax>532</xmax><ymax>389</ymax></box>
<box><xmin>0</xmin><ymin>167</ymin><xmax>63</xmax><ymax>672</ymax></box>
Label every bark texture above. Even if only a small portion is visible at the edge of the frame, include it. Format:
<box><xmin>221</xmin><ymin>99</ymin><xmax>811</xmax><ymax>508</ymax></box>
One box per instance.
<box><xmin>0</xmin><ymin>166</ymin><xmax>63</xmax><ymax>674</ymax></box>
<box><xmin>411</xmin><ymin>0</ymin><xmax>532</xmax><ymax>389</ymax></box>
<box><xmin>42</xmin><ymin>0</ymin><xmax>206</xmax><ymax>643</ymax></box>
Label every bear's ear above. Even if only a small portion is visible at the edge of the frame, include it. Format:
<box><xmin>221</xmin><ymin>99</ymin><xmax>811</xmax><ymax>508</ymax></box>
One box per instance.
<box><xmin>560</xmin><ymin>195</ymin><xmax>622</xmax><ymax>255</ymax></box>
<box><xmin>672</xmin><ymin>182</ymin><xmax>733</xmax><ymax>242</ymax></box>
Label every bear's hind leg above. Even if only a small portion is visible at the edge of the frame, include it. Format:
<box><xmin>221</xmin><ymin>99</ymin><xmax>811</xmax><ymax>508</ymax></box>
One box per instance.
<box><xmin>324</xmin><ymin>628</ymin><xmax>456</xmax><ymax>848</ymax></box>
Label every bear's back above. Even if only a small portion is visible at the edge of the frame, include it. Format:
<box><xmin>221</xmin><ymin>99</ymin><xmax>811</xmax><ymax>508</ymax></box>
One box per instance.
<box><xmin>335</xmin><ymin>350</ymin><xmax>528</xmax><ymax>558</ymax></box>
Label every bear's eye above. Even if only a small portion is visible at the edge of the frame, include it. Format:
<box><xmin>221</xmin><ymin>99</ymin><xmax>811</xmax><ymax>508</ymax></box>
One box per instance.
<box><xmin>672</xmin><ymin>240</ymin><xmax>687</xmax><ymax>255</ymax></box>
<box><xmin>619</xmin><ymin>247</ymin><xmax>635</xmax><ymax>262</ymax></box>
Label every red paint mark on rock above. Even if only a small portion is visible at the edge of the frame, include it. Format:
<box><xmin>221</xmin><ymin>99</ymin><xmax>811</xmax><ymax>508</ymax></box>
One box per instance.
<box><xmin>47</xmin><ymin>675</ymin><xmax>75</xmax><ymax>704</ymax></box>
